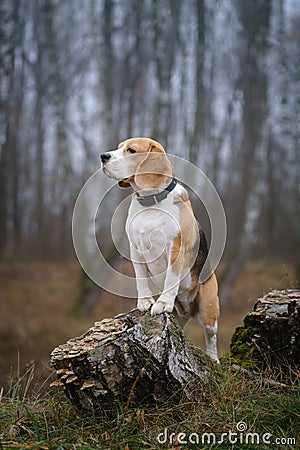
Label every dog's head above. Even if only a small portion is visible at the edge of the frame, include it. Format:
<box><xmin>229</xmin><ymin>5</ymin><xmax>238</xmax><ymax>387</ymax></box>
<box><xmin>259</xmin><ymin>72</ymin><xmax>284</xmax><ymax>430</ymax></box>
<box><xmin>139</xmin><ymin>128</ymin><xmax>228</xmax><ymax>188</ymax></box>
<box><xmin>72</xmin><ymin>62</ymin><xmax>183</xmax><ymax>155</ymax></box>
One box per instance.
<box><xmin>100</xmin><ymin>137</ymin><xmax>173</xmax><ymax>190</ymax></box>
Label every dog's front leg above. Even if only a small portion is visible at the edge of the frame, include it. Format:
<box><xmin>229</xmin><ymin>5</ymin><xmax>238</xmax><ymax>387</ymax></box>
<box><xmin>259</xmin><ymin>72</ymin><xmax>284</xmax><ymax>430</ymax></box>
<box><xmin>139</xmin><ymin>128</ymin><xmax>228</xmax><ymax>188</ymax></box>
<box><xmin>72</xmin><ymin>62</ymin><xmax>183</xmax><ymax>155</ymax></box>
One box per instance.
<box><xmin>151</xmin><ymin>247</ymin><xmax>184</xmax><ymax>316</ymax></box>
<box><xmin>130</xmin><ymin>247</ymin><xmax>155</xmax><ymax>311</ymax></box>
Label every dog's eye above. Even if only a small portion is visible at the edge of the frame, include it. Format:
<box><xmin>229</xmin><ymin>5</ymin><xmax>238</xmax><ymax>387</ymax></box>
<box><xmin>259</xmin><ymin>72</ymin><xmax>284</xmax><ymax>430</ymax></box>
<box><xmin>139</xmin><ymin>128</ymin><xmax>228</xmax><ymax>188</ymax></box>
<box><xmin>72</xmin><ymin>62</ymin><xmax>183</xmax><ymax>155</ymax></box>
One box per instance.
<box><xmin>127</xmin><ymin>148</ymin><xmax>136</xmax><ymax>154</ymax></box>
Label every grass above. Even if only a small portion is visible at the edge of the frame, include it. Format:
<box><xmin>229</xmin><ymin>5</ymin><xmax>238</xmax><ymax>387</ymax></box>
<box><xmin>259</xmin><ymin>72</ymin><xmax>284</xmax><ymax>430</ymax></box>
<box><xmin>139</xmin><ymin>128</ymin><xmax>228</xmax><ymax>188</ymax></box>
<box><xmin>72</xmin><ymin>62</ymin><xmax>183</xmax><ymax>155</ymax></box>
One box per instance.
<box><xmin>0</xmin><ymin>360</ymin><xmax>299</xmax><ymax>450</ymax></box>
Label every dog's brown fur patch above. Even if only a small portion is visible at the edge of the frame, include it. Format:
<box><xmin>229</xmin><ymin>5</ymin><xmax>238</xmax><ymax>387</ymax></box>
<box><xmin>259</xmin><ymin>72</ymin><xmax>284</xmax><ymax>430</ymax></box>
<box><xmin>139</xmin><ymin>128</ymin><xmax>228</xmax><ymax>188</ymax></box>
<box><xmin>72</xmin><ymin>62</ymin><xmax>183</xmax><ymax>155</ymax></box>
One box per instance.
<box><xmin>171</xmin><ymin>232</ymin><xmax>183</xmax><ymax>276</ymax></box>
<box><xmin>198</xmin><ymin>273</ymin><xmax>220</xmax><ymax>326</ymax></box>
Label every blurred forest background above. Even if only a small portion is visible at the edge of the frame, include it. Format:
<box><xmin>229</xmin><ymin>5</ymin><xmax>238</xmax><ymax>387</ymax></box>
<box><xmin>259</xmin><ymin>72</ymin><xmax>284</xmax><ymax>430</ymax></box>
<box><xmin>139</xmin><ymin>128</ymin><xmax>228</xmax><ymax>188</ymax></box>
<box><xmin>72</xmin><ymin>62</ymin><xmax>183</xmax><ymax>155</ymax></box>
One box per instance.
<box><xmin>0</xmin><ymin>0</ymin><xmax>299</xmax><ymax>390</ymax></box>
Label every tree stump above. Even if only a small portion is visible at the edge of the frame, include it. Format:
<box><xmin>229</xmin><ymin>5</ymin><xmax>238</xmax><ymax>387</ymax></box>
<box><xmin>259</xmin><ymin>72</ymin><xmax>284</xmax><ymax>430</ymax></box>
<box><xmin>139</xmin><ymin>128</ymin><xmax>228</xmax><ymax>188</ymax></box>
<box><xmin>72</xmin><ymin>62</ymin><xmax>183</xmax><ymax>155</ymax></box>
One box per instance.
<box><xmin>50</xmin><ymin>309</ymin><xmax>214</xmax><ymax>412</ymax></box>
<box><xmin>230</xmin><ymin>289</ymin><xmax>300</xmax><ymax>381</ymax></box>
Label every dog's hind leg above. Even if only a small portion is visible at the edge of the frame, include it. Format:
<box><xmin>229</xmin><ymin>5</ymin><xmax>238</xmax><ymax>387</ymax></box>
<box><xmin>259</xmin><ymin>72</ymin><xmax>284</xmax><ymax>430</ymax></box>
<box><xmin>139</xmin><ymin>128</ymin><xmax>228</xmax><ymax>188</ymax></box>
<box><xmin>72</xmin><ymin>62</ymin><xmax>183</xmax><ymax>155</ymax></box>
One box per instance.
<box><xmin>194</xmin><ymin>273</ymin><xmax>220</xmax><ymax>362</ymax></box>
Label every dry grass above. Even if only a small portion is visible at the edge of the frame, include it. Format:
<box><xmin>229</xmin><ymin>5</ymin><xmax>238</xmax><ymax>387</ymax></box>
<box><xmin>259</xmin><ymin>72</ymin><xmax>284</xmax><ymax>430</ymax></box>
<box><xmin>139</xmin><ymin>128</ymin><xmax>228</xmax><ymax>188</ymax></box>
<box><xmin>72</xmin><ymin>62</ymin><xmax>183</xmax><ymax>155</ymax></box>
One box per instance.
<box><xmin>0</xmin><ymin>360</ymin><xmax>299</xmax><ymax>449</ymax></box>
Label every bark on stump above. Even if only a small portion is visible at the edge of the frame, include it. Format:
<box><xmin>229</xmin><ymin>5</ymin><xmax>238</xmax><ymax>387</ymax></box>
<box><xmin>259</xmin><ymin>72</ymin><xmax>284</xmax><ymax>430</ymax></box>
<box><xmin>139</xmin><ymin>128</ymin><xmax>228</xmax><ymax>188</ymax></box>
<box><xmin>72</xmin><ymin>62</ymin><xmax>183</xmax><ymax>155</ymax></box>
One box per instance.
<box><xmin>50</xmin><ymin>309</ymin><xmax>214</xmax><ymax>412</ymax></box>
<box><xmin>230</xmin><ymin>289</ymin><xmax>300</xmax><ymax>380</ymax></box>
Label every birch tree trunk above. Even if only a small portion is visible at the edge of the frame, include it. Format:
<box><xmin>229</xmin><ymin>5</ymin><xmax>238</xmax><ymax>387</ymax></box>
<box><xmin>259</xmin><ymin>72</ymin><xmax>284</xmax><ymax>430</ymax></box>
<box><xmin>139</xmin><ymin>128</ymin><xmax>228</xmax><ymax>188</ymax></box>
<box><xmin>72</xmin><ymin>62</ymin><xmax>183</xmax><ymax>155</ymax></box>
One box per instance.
<box><xmin>50</xmin><ymin>310</ymin><xmax>214</xmax><ymax>412</ymax></box>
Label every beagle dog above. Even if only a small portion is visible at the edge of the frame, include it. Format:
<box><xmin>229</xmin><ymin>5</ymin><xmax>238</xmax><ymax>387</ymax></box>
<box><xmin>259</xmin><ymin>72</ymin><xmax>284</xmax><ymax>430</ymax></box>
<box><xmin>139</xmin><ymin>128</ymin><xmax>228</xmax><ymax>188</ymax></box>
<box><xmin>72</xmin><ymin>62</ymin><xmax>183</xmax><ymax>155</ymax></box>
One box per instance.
<box><xmin>101</xmin><ymin>137</ymin><xmax>220</xmax><ymax>362</ymax></box>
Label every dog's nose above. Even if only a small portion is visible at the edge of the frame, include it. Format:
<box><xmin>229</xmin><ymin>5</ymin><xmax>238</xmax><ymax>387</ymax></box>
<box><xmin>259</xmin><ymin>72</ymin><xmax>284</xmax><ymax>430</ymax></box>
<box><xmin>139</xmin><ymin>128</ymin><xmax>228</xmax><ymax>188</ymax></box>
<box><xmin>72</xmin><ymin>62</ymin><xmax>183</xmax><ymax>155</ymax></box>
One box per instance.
<box><xmin>100</xmin><ymin>153</ymin><xmax>112</xmax><ymax>163</ymax></box>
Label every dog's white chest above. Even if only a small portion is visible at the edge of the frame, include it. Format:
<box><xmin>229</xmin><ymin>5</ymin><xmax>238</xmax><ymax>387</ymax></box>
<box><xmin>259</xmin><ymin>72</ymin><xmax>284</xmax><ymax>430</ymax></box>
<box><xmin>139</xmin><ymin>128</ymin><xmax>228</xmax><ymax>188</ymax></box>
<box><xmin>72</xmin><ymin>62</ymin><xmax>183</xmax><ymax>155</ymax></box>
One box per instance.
<box><xmin>126</xmin><ymin>198</ymin><xmax>180</xmax><ymax>281</ymax></box>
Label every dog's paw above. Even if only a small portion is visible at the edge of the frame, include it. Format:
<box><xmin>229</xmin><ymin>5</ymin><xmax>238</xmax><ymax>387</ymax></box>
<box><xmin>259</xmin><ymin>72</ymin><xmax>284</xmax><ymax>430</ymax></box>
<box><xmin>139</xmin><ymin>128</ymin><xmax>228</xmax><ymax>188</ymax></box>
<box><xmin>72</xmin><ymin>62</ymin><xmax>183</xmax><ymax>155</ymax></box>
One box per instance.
<box><xmin>137</xmin><ymin>297</ymin><xmax>155</xmax><ymax>312</ymax></box>
<box><xmin>151</xmin><ymin>298</ymin><xmax>174</xmax><ymax>316</ymax></box>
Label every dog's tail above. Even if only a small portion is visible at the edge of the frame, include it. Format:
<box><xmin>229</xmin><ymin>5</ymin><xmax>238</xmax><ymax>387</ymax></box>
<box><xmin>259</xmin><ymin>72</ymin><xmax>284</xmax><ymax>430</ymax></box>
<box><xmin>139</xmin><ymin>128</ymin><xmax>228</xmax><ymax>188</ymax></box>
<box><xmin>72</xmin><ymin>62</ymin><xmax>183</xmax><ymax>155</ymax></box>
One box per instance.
<box><xmin>196</xmin><ymin>225</ymin><xmax>212</xmax><ymax>284</ymax></box>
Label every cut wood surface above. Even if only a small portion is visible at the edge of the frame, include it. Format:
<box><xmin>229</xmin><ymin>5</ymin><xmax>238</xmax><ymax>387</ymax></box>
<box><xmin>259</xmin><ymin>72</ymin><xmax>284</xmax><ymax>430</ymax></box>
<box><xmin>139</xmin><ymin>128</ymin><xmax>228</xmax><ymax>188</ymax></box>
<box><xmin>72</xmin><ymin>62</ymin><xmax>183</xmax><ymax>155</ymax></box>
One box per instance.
<box><xmin>50</xmin><ymin>309</ymin><xmax>214</xmax><ymax>412</ymax></box>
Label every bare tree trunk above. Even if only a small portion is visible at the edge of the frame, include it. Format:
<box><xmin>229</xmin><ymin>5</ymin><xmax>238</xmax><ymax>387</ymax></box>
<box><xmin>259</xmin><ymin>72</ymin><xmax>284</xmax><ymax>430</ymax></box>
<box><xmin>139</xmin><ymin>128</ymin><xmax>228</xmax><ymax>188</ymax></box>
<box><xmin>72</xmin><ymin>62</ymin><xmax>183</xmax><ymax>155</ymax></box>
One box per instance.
<box><xmin>97</xmin><ymin>0</ymin><xmax>117</xmax><ymax>147</ymax></box>
<box><xmin>0</xmin><ymin>126</ymin><xmax>9</xmax><ymax>256</ymax></box>
<box><xmin>0</xmin><ymin>0</ymin><xmax>24</xmax><ymax>256</ymax></box>
<box><xmin>36</xmin><ymin>106</ymin><xmax>45</xmax><ymax>250</ymax></box>
<box><xmin>188</xmin><ymin>0</ymin><xmax>205</xmax><ymax>165</ymax></box>
<box><xmin>220</xmin><ymin>0</ymin><xmax>271</xmax><ymax>302</ymax></box>
<box><xmin>151</xmin><ymin>0</ymin><xmax>179</xmax><ymax>147</ymax></box>
<box><xmin>50</xmin><ymin>310</ymin><xmax>214</xmax><ymax>412</ymax></box>
<box><xmin>33</xmin><ymin>0</ymin><xmax>46</xmax><ymax>255</ymax></box>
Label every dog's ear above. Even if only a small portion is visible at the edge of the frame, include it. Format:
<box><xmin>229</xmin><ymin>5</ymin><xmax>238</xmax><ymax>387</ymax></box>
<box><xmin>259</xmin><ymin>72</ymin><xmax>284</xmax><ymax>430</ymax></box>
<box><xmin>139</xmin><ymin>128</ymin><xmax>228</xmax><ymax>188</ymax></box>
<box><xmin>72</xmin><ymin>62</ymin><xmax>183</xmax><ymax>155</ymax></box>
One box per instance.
<box><xmin>118</xmin><ymin>180</ymin><xmax>131</xmax><ymax>188</ymax></box>
<box><xmin>134</xmin><ymin>142</ymin><xmax>173</xmax><ymax>190</ymax></box>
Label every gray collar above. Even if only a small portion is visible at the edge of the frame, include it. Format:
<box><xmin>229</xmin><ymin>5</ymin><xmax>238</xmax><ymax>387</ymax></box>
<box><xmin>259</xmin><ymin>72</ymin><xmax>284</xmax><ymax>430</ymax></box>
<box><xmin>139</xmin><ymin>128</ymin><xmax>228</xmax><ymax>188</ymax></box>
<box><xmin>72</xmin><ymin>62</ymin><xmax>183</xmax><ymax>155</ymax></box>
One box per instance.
<box><xmin>135</xmin><ymin>177</ymin><xmax>177</xmax><ymax>207</ymax></box>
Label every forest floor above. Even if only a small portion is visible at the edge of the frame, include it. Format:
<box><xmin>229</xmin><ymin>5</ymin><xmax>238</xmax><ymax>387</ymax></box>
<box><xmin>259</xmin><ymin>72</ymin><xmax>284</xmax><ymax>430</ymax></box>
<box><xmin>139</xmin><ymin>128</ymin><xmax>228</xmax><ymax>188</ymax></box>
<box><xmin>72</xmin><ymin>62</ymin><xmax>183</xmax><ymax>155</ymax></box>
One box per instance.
<box><xmin>0</xmin><ymin>259</ymin><xmax>298</xmax><ymax>449</ymax></box>
<box><xmin>0</xmin><ymin>361</ymin><xmax>299</xmax><ymax>449</ymax></box>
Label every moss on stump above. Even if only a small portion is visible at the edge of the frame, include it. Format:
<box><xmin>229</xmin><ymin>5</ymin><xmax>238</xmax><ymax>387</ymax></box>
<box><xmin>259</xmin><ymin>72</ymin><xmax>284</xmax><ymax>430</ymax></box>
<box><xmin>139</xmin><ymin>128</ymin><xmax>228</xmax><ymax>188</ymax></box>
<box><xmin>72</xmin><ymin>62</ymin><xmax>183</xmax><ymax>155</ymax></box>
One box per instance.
<box><xmin>230</xmin><ymin>290</ymin><xmax>300</xmax><ymax>381</ymax></box>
